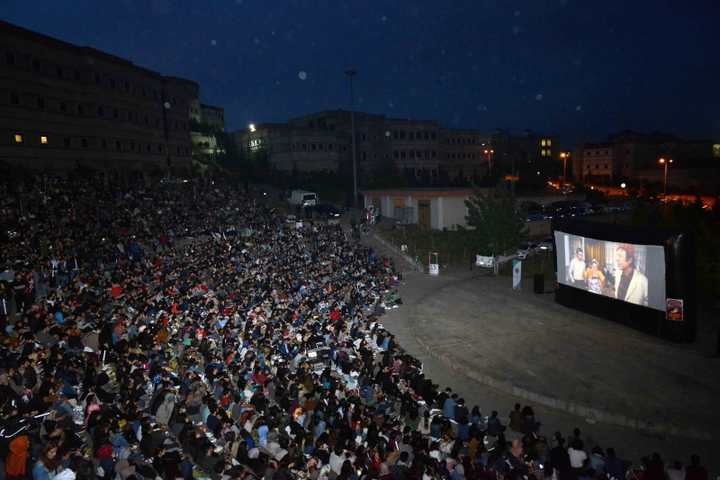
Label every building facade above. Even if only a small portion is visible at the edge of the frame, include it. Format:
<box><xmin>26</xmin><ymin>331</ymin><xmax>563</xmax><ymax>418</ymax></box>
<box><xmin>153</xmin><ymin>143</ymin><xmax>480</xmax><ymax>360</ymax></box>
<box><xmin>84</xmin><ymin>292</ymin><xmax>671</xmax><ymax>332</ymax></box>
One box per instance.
<box><xmin>490</xmin><ymin>130</ymin><xmax>558</xmax><ymax>183</ymax></box>
<box><xmin>190</xmin><ymin>100</ymin><xmax>225</xmax><ymax>161</ymax></box>
<box><xmin>0</xmin><ymin>20</ymin><xmax>196</xmax><ymax>174</ymax></box>
<box><xmin>574</xmin><ymin>131</ymin><xmax>719</xmax><ymax>191</ymax></box>
<box><xmin>234</xmin><ymin>109</ymin><xmax>492</xmax><ymax>184</ymax></box>
<box><xmin>362</xmin><ymin>188</ymin><xmax>472</xmax><ymax>230</ymax></box>
<box><xmin>439</xmin><ymin>128</ymin><xmax>492</xmax><ymax>183</ymax></box>
<box><xmin>576</xmin><ymin>143</ymin><xmax>615</xmax><ymax>181</ymax></box>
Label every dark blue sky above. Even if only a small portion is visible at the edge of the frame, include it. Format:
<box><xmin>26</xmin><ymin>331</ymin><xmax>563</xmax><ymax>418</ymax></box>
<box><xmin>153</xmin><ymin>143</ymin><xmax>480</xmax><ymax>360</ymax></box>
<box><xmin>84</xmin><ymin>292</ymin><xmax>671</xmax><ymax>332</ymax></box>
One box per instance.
<box><xmin>3</xmin><ymin>0</ymin><xmax>719</xmax><ymax>145</ymax></box>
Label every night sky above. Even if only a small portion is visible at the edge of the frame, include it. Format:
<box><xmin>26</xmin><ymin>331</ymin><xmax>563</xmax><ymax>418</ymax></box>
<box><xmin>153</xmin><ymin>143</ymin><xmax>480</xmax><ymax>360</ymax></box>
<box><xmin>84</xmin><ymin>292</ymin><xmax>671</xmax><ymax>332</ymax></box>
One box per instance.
<box><xmin>3</xmin><ymin>0</ymin><xmax>719</xmax><ymax>145</ymax></box>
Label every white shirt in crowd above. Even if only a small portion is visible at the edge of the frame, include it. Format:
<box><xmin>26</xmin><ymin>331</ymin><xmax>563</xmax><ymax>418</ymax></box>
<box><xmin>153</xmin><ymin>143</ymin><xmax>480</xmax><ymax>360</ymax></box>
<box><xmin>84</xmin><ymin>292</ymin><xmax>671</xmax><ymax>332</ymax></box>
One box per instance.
<box><xmin>568</xmin><ymin>447</ymin><xmax>588</xmax><ymax>469</ymax></box>
<box><xmin>666</xmin><ymin>466</ymin><xmax>685</xmax><ymax>480</ymax></box>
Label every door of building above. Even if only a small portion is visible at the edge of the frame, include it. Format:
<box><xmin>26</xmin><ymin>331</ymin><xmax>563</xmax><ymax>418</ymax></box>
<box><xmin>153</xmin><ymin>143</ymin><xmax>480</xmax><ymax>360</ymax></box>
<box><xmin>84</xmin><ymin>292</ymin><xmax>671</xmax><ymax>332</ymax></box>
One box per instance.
<box><xmin>418</xmin><ymin>199</ymin><xmax>431</xmax><ymax>230</ymax></box>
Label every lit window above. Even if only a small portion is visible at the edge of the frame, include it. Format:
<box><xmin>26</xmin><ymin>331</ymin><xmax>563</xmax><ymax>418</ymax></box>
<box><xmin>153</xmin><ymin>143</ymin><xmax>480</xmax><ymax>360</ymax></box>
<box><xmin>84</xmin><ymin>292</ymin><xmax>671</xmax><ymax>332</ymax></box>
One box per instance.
<box><xmin>14</xmin><ymin>133</ymin><xmax>23</xmax><ymax>144</ymax></box>
<box><xmin>40</xmin><ymin>135</ymin><xmax>48</xmax><ymax>144</ymax></box>
<box><xmin>541</xmin><ymin>139</ymin><xmax>546</xmax><ymax>147</ymax></box>
<box><xmin>547</xmin><ymin>139</ymin><xmax>552</xmax><ymax>147</ymax></box>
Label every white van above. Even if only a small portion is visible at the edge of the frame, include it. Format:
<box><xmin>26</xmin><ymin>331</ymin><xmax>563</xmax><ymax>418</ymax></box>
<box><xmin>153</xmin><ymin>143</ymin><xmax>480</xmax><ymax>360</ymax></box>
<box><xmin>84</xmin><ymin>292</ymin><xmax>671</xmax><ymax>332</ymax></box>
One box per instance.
<box><xmin>289</xmin><ymin>190</ymin><xmax>318</xmax><ymax>207</ymax></box>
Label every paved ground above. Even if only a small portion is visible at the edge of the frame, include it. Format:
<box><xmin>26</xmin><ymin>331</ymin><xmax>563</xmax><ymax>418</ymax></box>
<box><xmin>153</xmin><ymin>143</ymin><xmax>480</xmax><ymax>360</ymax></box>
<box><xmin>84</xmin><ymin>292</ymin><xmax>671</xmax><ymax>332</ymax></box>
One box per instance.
<box><xmin>365</xmin><ymin>232</ymin><xmax>720</xmax><ymax>475</ymax></box>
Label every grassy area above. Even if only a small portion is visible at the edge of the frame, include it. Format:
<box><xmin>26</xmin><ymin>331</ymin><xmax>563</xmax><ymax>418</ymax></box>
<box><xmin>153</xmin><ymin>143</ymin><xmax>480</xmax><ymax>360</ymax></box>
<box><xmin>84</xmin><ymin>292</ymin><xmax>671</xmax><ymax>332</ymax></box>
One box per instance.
<box><xmin>377</xmin><ymin>223</ymin><xmax>556</xmax><ymax>279</ymax></box>
<box><xmin>377</xmin><ymin>224</ymin><xmax>477</xmax><ymax>267</ymax></box>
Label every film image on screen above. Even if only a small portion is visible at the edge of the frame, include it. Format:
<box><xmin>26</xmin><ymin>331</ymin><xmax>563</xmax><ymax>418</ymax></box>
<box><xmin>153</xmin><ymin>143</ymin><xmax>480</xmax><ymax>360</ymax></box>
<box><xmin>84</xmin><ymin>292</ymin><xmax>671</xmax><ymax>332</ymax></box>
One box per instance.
<box><xmin>554</xmin><ymin>231</ymin><xmax>666</xmax><ymax>311</ymax></box>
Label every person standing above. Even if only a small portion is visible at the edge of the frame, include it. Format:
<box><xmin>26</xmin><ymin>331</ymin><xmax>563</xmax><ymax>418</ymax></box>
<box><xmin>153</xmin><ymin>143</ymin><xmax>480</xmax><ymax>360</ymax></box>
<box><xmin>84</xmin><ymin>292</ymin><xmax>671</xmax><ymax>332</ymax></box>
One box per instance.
<box><xmin>567</xmin><ymin>248</ymin><xmax>586</xmax><ymax>287</ymax></box>
<box><xmin>613</xmin><ymin>244</ymin><xmax>648</xmax><ymax>306</ymax></box>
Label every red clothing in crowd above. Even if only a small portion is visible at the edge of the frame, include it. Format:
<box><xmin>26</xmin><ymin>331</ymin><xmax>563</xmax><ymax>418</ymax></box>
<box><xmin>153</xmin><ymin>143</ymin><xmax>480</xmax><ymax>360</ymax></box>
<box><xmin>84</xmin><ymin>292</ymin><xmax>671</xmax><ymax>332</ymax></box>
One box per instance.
<box><xmin>110</xmin><ymin>284</ymin><xmax>123</xmax><ymax>299</ymax></box>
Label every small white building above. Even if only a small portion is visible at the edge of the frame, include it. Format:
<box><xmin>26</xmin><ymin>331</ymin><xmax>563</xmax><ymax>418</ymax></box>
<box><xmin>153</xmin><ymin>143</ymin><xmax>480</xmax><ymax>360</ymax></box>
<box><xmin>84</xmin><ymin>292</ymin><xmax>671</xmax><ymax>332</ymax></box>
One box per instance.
<box><xmin>362</xmin><ymin>188</ymin><xmax>473</xmax><ymax>230</ymax></box>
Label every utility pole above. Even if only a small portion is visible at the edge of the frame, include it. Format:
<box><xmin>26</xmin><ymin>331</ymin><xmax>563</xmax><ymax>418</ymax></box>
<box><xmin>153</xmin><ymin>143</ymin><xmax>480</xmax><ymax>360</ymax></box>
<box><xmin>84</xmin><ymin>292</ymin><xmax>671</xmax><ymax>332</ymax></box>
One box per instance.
<box><xmin>511</xmin><ymin>155</ymin><xmax>516</xmax><ymax>197</ymax></box>
<box><xmin>345</xmin><ymin>68</ymin><xmax>358</xmax><ymax>207</ymax></box>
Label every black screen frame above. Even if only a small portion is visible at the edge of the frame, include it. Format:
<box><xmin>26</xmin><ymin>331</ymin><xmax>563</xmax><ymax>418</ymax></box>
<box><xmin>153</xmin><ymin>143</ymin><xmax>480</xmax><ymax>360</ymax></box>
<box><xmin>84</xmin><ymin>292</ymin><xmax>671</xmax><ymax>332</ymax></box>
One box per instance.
<box><xmin>551</xmin><ymin>219</ymin><xmax>695</xmax><ymax>342</ymax></box>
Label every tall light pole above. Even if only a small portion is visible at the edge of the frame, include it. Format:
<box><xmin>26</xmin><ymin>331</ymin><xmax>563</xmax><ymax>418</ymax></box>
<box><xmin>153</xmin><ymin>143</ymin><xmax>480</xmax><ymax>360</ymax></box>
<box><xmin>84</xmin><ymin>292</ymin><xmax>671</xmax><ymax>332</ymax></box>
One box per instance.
<box><xmin>560</xmin><ymin>152</ymin><xmax>570</xmax><ymax>185</ymax></box>
<box><xmin>345</xmin><ymin>68</ymin><xmax>358</xmax><ymax>207</ymax></box>
<box><xmin>658</xmin><ymin>157</ymin><xmax>673</xmax><ymax>199</ymax></box>
<box><xmin>484</xmin><ymin>149</ymin><xmax>494</xmax><ymax>176</ymax></box>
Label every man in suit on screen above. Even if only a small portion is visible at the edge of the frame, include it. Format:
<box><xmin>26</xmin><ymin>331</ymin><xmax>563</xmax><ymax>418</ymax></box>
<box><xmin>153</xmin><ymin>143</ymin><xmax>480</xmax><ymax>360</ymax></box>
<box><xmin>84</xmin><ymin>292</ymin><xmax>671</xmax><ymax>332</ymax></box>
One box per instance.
<box><xmin>614</xmin><ymin>244</ymin><xmax>648</xmax><ymax>306</ymax></box>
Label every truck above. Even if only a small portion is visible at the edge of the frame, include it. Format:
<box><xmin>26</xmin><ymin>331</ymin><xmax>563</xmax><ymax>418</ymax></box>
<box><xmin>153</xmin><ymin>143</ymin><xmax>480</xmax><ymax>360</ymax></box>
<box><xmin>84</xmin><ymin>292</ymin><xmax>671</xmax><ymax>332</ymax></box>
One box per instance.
<box><xmin>288</xmin><ymin>190</ymin><xmax>318</xmax><ymax>208</ymax></box>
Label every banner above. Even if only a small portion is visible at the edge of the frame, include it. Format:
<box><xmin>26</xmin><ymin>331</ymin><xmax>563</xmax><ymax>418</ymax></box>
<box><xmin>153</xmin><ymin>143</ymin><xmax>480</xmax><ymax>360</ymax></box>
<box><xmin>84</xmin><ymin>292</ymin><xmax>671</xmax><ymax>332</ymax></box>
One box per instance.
<box><xmin>666</xmin><ymin>298</ymin><xmax>684</xmax><ymax>322</ymax></box>
<box><xmin>429</xmin><ymin>263</ymin><xmax>439</xmax><ymax>276</ymax></box>
<box><xmin>512</xmin><ymin>259</ymin><xmax>522</xmax><ymax>290</ymax></box>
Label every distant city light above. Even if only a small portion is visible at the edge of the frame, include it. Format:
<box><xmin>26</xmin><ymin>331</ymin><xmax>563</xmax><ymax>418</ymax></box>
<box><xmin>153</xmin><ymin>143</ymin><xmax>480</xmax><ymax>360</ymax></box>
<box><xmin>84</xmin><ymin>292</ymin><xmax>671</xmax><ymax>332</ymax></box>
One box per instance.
<box><xmin>621</xmin><ymin>182</ymin><xmax>627</xmax><ymax>189</ymax></box>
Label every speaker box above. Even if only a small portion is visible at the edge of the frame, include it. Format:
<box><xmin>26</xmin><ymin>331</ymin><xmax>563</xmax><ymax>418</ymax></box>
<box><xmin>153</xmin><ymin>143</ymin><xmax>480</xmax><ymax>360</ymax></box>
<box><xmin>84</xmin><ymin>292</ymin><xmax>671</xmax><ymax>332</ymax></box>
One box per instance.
<box><xmin>533</xmin><ymin>273</ymin><xmax>544</xmax><ymax>294</ymax></box>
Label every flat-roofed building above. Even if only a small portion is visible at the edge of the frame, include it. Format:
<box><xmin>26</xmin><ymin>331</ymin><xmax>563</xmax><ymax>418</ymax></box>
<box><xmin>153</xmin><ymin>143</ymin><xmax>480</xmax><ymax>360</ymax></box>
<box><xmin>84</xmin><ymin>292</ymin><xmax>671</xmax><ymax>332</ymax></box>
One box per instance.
<box><xmin>0</xmin><ymin>20</ymin><xmax>196</xmax><ymax>174</ymax></box>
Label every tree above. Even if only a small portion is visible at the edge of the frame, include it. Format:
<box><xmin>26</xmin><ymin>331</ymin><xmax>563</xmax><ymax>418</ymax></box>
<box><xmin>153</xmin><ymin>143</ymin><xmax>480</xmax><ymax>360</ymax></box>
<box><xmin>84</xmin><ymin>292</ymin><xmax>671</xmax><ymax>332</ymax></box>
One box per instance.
<box><xmin>463</xmin><ymin>184</ymin><xmax>528</xmax><ymax>256</ymax></box>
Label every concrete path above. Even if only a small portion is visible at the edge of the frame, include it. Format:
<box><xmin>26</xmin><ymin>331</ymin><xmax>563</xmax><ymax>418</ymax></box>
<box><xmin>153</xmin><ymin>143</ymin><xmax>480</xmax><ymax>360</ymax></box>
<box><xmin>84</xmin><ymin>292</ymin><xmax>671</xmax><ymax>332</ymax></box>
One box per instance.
<box><xmin>364</xmin><ymin>231</ymin><xmax>720</xmax><ymax>475</ymax></box>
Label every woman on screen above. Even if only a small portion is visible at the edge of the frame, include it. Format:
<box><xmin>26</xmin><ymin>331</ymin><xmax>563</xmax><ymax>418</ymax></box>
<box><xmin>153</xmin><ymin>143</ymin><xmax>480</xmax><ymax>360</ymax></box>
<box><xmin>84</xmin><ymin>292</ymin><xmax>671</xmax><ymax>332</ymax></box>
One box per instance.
<box><xmin>614</xmin><ymin>244</ymin><xmax>649</xmax><ymax>307</ymax></box>
<box><xmin>583</xmin><ymin>259</ymin><xmax>605</xmax><ymax>294</ymax></box>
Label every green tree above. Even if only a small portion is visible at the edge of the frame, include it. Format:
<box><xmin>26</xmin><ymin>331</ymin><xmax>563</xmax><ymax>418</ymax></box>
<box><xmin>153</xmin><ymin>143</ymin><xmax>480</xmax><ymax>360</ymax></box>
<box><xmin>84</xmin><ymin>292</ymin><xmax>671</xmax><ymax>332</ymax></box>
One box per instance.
<box><xmin>364</xmin><ymin>156</ymin><xmax>408</xmax><ymax>189</ymax></box>
<box><xmin>463</xmin><ymin>184</ymin><xmax>528</xmax><ymax>256</ymax></box>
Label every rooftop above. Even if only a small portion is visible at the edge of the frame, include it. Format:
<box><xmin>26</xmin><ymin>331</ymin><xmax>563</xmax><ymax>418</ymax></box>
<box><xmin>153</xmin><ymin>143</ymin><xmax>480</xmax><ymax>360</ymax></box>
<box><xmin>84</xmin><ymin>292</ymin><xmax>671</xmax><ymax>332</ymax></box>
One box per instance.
<box><xmin>1</xmin><ymin>19</ymin><xmax>198</xmax><ymax>86</ymax></box>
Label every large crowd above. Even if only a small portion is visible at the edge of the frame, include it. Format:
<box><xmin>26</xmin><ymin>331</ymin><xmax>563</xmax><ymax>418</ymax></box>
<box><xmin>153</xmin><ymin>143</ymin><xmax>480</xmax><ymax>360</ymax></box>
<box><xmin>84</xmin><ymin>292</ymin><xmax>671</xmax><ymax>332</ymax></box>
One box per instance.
<box><xmin>0</xmin><ymin>176</ymin><xmax>711</xmax><ymax>480</ymax></box>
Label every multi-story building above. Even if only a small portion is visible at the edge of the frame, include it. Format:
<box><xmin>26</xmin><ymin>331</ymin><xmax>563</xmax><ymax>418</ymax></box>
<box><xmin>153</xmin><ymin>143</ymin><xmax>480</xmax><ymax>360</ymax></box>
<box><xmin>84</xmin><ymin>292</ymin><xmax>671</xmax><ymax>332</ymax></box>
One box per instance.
<box><xmin>439</xmin><ymin>128</ymin><xmax>492</xmax><ymax>183</ymax></box>
<box><xmin>576</xmin><ymin>143</ymin><xmax>615</xmax><ymax>181</ymax></box>
<box><xmin>234</xmin><ymin>109</ymin><xmax>491</xmax><ymax>184</ymax></box>
<box><xmin>0</xmin><ymin>20</ymin><xmax>197</xmax><ymax>174</ymax></box>
<box><xmin>490</xmin><ymin>130</ymin><xmax>558</xmax><ymax>182</ymax></box>
<box><xmin>190</xmin><ymin>100</ymin><xmax>225</xmax><ymax>160</ymax></box>
<box><xmin>574</xmin><ymin>131</ymin><xmax>719</xmax><ymax>191</ymax></box>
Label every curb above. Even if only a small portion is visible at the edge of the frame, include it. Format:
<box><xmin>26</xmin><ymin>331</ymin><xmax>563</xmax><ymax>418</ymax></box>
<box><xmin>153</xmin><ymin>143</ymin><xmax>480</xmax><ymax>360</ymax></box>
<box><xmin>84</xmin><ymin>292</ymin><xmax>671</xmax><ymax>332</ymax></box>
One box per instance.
<box><xmin>412</xmin><ymin>334</ymin><xmax>713</xmax><ymax>441</ymax></box>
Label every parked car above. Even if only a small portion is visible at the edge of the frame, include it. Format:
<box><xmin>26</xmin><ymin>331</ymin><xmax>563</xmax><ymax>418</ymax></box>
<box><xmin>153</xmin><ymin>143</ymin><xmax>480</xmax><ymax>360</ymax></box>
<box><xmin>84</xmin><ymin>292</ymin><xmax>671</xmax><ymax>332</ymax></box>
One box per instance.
<box><xmin>537</xmin><ymin>237</ymin><xmax>554</xmax><ymax>252</ymax></box>
<box><xmin>310</xmin><ymin>203</ymin><xmax>343</xmax><ymax>219</ymax></box>
<box><xmin>525</xmin><ymin>212</ymin><xmax>546</xmax><ymax>222</ymax></box>
<box><xmin>516</xmin><ymin>241</ymin><xmax>538</xmax><ymax>259</ymax></box>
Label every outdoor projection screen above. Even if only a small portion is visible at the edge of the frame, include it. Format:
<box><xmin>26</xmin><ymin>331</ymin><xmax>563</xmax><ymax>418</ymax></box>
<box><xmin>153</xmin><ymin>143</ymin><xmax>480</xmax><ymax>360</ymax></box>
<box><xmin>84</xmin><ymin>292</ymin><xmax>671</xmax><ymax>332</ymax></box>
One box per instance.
<box><xmin>554</xmin><ymin>231</ymin><xmax>666</xmax><ymax>311</ymax></box>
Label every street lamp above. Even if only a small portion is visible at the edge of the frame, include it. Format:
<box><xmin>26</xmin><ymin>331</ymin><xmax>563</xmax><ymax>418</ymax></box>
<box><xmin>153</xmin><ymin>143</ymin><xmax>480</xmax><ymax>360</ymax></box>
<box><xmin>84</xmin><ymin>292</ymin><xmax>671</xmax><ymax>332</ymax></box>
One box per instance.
<box><xmin>658</xmin><ymin>157</ymin><xmax>673</xmax><ymax>199</ymax></box>
<box><xmin>484</xmin><ymin>149</ymin><xmax>494</xmax><ymax>175</ymax></box>
<box><xmin>345</xmin><ymin>68</ymin><xmax>358</xmax><ymax>207</ymax></box>
<box><xmin>620</xmin><ymin>182</ymin><xmax>626</xmax><ymax>189</ymax></box>
<box><xmin>249</xmin><ymin>123</ymin><xmax>256</xmax><ymax>133</ymax></box>
<box><xmin>560</xmin><ymin>152</ymin><xmax>570</xmax><ymax>185</ymax></box>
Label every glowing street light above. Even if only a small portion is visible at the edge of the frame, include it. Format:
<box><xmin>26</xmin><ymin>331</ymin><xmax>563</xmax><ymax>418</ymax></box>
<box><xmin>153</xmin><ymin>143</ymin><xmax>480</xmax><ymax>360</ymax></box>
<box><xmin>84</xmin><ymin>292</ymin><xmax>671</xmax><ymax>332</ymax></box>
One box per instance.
<box><xmin>484</xmin><ymin>149</ymin><xmax>495</xmax><ymax>174</ymax></box>
<box><xmin>559</xmin><ymin>152</ymin><xmax>570</xmax><ymax>184</ymax></box>
<box><xmin>620</xmin><ymin>182</ymin><xmax>627</xmax><ymax>189</ymax></box>
<box><xmin>658</xmin><ymin>157</ymin><xmax>673</xmax><ymax>198</ymax></box>
<box><xmin>249</xmin><ymin>123</ymin><xmax>256</xmax><ymax>133</ymax></box>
